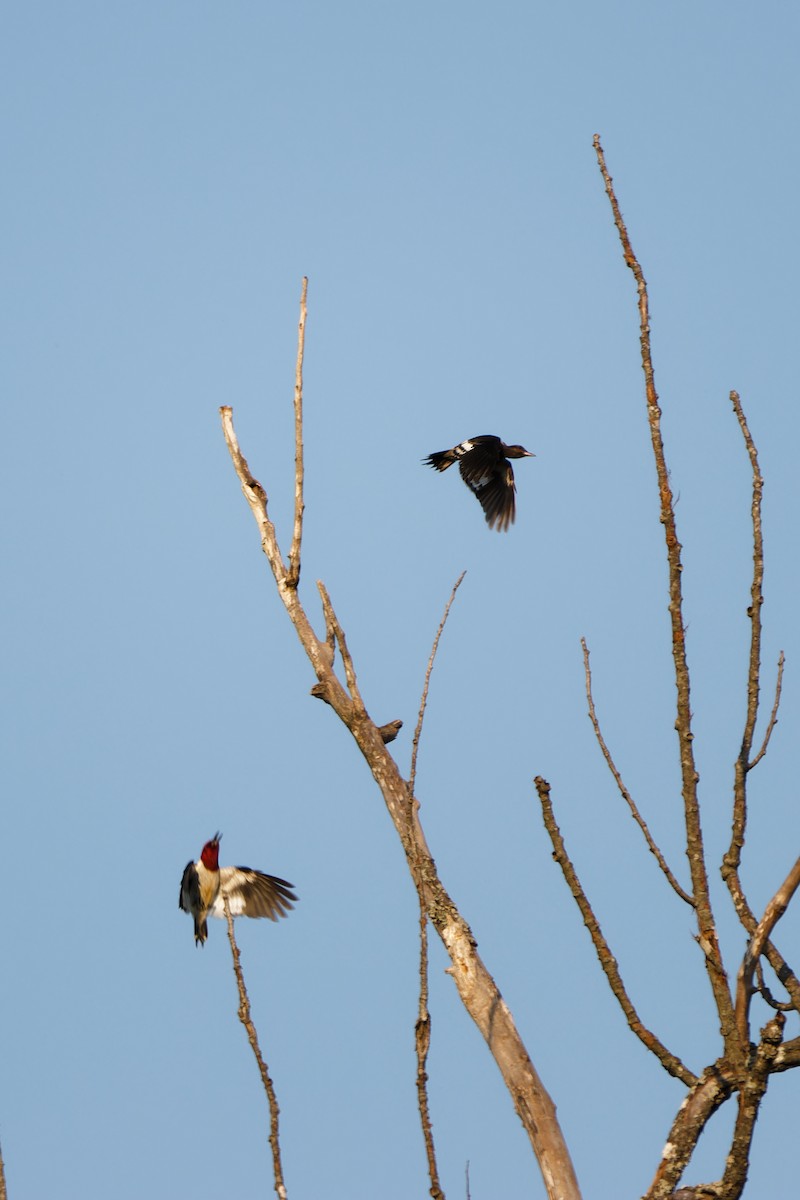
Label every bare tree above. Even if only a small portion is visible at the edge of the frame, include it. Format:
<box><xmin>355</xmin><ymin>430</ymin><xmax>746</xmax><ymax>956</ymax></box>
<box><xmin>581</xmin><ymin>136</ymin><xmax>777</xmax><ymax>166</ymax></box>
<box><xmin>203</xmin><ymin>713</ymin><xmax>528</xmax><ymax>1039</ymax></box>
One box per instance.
<box><xmin>216</xmin><ymin>140</ymin><xmax>799</xmax><ymax>1200</ymax></box>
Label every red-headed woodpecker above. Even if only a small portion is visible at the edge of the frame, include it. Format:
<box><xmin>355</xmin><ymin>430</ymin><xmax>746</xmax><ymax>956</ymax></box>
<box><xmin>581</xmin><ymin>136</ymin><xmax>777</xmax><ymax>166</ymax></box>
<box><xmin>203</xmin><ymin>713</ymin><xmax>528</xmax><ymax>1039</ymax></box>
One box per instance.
<box><xmin>179</xmin><ymin>832</ymin><xmax>297</xmax><ymax>946</ymax></box>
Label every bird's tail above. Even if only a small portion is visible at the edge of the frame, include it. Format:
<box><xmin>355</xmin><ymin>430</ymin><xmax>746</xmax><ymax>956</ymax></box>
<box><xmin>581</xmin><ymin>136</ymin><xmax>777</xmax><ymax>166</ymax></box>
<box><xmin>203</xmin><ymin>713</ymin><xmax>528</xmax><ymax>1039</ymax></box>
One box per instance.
<box><xmin>423</xmin><ymin>450</ymin><xmax>456</xmax><ymax>472</ymax></box>
<box><xmin>194</xmin><ymin>917</ymin><xmax>208</xmax><ymax>946</ymax></box>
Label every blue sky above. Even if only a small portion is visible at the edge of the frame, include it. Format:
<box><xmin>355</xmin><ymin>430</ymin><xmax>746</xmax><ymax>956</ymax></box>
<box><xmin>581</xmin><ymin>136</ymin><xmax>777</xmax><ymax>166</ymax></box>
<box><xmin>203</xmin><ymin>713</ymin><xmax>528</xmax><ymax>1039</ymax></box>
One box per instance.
<box><xmin>3</xmin><ymin>3</ymin><xmax>799</xmax><ymax>1197</ymax></box>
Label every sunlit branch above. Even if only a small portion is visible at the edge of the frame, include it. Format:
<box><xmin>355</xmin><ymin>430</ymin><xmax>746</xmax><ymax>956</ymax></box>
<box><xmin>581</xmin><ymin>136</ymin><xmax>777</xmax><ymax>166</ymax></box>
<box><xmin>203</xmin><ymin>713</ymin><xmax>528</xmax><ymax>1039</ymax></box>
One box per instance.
<box><xmin>287</xmin><ymin>278</ymin><xmax>308</xmax><ymax>589</ymax></box>
<box><xmin>735</xmin><ymin>856</ymin><xmax>800</xmax><ymax>1043</ymax></box>
<box><xmin>535</xmin><ymin>776</ymin><xmax>695</xmax><ymax>1086</ymax></box>
<box><xmin>718</xmin><ymin>1015</ymin><xmax>784</xmax><ymax>1198</ymax></box>
<box><xmin>724</xmin><ymin>390</ymin><xmax>766</xmax><ymax>878</ymax></box>
<box><xmin>222</xmin><ymin>288</ymin><xmax>582</xmax><ymax>1200</ymax></box>
<box><xmin>581</xmin><ymin>638</ymin><xmax>693</xmax><ymax>907</ymax></box>
<box><xmin>593</xmin><ymin>135</ymin><xmax>737</xmax><ymax>1063</ymax></box>
<box><xmin>317</xmin><ymin>580</ymin><xmax>364</xmax><ymax>708</ymax></box>
<box><xmin>223</xmin><ymin>897</ymin><xmax>288</xmax><ymax>1200</ymax></box>
<box><xmin>415</xmin><ymin>890</ymin><xmax>444</xmax><ymax>1200</ymax></box>
<box><xmin>645</xmin><ymin>1062</ymin><xmax>735</xmax><ymax>1199</ymax></box>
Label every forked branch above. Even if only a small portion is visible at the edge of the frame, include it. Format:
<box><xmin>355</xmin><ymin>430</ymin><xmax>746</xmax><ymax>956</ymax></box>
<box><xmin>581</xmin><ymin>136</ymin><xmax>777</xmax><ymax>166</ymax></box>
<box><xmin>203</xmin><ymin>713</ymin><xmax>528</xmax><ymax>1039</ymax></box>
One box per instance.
<box><xmin>220</xmin><ymin>286</ymin><xmax>582</xmax><ymax>1200</ymax></box>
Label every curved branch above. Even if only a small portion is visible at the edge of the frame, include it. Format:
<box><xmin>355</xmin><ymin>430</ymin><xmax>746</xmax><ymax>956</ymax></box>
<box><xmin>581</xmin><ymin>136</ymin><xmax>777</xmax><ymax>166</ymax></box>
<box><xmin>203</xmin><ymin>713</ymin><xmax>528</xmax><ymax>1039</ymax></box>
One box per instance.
<box><xmin>581</xmin><ymin>638</ymin><xmax>693</xmax><ymax>907</ymax></box>
<box><xmin>594</xmin><ymin>135</ymin><xmax>738</xmax><ymax>1065</ymax></box>
<box><xmin>735</xmin><ymin>856</ymin><xmax>800</xmax><ymax>1043</ymax></box>
<box><xmin>535</xmin><ymin>776</ymin><xmax>696</xmax><ymax>1086</ymax></box>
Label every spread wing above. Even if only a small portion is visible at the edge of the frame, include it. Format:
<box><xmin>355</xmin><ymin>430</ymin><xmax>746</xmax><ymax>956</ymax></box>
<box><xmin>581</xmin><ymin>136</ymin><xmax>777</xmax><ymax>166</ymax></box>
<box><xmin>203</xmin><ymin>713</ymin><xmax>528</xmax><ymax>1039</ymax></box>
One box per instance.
<box><xmin>179</xmin><ymin>862</ymin><xmax>199</xmax><ymax>912</ymax></box>
<box><xmin>461</xmin><ymin>459</ymin><xmax>516</xmax><ymax>530</ymax></box>
<box><xmin>212</xmin><ymin>867</ymin><xmax>297</xmax><ymax>921</ymax></box>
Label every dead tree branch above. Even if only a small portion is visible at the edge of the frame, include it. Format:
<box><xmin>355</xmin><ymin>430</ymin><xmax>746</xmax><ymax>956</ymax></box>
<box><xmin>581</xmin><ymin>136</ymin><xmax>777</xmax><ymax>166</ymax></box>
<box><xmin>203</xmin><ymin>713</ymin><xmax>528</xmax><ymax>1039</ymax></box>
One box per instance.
<box><xmin>581</xmin><ymin>638</ymin><xmax>693</xmax><ymax>907</ymax></box>
<box><xmin>409</xmin><ymin>571</ymin><xmax>466</xmax><ymax>798</ymax></box>
<box><xmin>724</xmin><ymin>390</ymin><xmax>767</xmax><ymax>880</ymax></box>
<box><xmin>748</xmin><ymin>652</ymin><xmax>784</xmax><ymax>771</ymax></box>
<box><xmin>287</xmin><ymin>277</ymin><xmax>308</xmax><ymax>589</ymax></box>
<box><xmin>718</xmin><ymin>390</ymin><xmax>800</xmax><ymax>1020</ymax></box>
<box><xmin>734</xmin><ymin>856</ymin><xmax>800</xmax><ymax>1044</ymax></box>
<box><xmin>535</xmin><ymin>776</ymin><xmax>695</xmax><ymax>1086</ymax></box>
<box><xmin>220</xmin><ymin>288</ymin><xmax>582</xmax><ymax>1200</ymax></box>
<box><xmin>594</xmin><ymin>133</ymin><xmax>739</xmax><ymax>1067</ymax></box>
<box><xmin>409</xmin><ymin>574</ymin><xmax>466</xmax><ymax>1200</ymax></box>
<box><xmin>223</xmin><ymin>896</ymin><xmax>287</xmax><ymax>1200</ymax></box>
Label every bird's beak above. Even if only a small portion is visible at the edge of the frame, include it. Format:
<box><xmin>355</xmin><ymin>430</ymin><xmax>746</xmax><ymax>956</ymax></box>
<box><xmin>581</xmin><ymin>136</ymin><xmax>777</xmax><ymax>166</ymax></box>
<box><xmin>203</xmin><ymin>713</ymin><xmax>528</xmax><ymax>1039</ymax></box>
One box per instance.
<box><xmin>213</xmin><ymin>831</ymin><xmax>222</xmax><ymax>843</ymax></box>
<box><xmin>524</xmin><ymin>449</ymin><xmax>535</xmax><ymax>457</ymax></box>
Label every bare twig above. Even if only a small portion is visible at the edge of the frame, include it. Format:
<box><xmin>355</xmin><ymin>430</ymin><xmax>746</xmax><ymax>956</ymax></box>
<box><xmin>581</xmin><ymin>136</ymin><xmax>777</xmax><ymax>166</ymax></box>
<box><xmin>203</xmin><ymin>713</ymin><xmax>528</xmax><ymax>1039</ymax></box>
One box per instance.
<box><xmin>408</xmin><ymin>573</ymin><xmax>466</xmax><ymax>1200</ymax></box>
<box><xmin>223</xmin><ymin>896</ymin><xmax>288</xmax><ymax>1200</ymax></box>
<box><xmin>749</xmin><ymin>652</ymin><xmax>784</xmax><ymax>771</ymax></box>
<box><xmin>287</xmin><ymin>277</ymin><xmax>308</xmax><ymax>589</ymax></box>
<box><xmin>409</xmin><ymin>571</ymin><xmax>467</xmax><ymax>797</ymax></box>
<box><xmin>594</xmin><ymin>135</ymin><xmax>738</xmax><ymax>1064</ymax></box>
<box><xmin>317</xmin><ymin>581</ymin><xmax>364</xmax><ymax>707</ymax></box>
<box><xmin>0</xmin><ymin>1140</ymin><xmax>7</xmax><ymax>1200</ymax></box>
<box><xmin>535</xmin><ymin>776</ymin><xmax>696</xmax><ymax>1086</ymax></box>
<box><xmin>734</xmin><ymin>855</ymin><xmax>800</xmax><ymax>1043</ymax></box>
<box><xmin>754</xmin><ymin>960</ymin><xmax>794</xmax><ymax>1012</ymax></box>
<box><xmin>724</xmin><ymin>391</ymin><xmax>766</xmax><ymax>878</ymax></box>
<box><xmin>581</xmin><ymin>638</ymin><xmax>694</xmax><ymax>907</ymax></box>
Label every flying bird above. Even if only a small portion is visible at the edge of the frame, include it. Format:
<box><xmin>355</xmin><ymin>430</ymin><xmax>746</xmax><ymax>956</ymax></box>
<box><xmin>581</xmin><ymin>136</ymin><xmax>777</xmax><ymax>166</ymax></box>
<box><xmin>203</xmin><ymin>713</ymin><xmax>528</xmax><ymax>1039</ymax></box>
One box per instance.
<box><xmin>179</xmin><ymin>832</ymin><xmax>297</xmax><ymax>946</ymax></box>
<box><xmin>423</xmin><ymin>435</ymin><xmax>534</xmax><ymax>531</ymax></box>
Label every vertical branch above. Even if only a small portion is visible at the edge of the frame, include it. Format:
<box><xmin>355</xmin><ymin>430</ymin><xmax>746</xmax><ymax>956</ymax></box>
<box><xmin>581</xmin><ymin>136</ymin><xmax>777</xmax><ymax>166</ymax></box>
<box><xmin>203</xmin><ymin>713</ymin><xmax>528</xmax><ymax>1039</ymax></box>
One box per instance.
<box><xmin>0</xmin><ymin>1141</ymin><xmax>7</xmax><ymax>1200</ymax></box>
<box><xmin>287</xmin><ymin>277</ymin><xmax>308</xmax><ymax>589</ymax></box>
<box><xmin>409</xmin><ymin>573</ymin><xmax>466</xmax><ymax>1200</ymax></box>
<box><xmin>415</xmin><ymin>895</ymin><xmax>445</xmax><ymax>1200</ymax></box>
<box><xmin>409</xmin><ymin>571</ymin><xmax>466</xmax><ymax>797</ymax></box>
<box><xmin>719</xmin><ymin>1015</ymin><xmax>784</xmax><ymax>1198</ymax></box>
<box><xmin>593</xmin><ymin>135</ymin><xmax>738</xmax><ymax>1061</ymax></box>
<box><xmin>223</xmin><ymin>897</ymin><xmax>288</xmax><ymax>1200</ymax></box>
<box><xmin>724</xmin><ymin>390</ymin><xmax>765</xmax><ymax>877</ymax></box>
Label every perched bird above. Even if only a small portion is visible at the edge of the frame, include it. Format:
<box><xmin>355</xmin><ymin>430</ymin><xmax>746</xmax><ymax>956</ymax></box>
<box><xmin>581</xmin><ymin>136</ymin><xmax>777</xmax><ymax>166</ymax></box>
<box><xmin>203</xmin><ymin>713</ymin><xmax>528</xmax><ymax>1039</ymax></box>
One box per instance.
<box><xmin>179</xmin><ymin>832</ymin><xmax>297</xmax><ymax>946</ymax></box>
<box><xmin>423</xmin><ymin>435</ymin><xmax>534</xmax><ymax>531</ymax></box>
